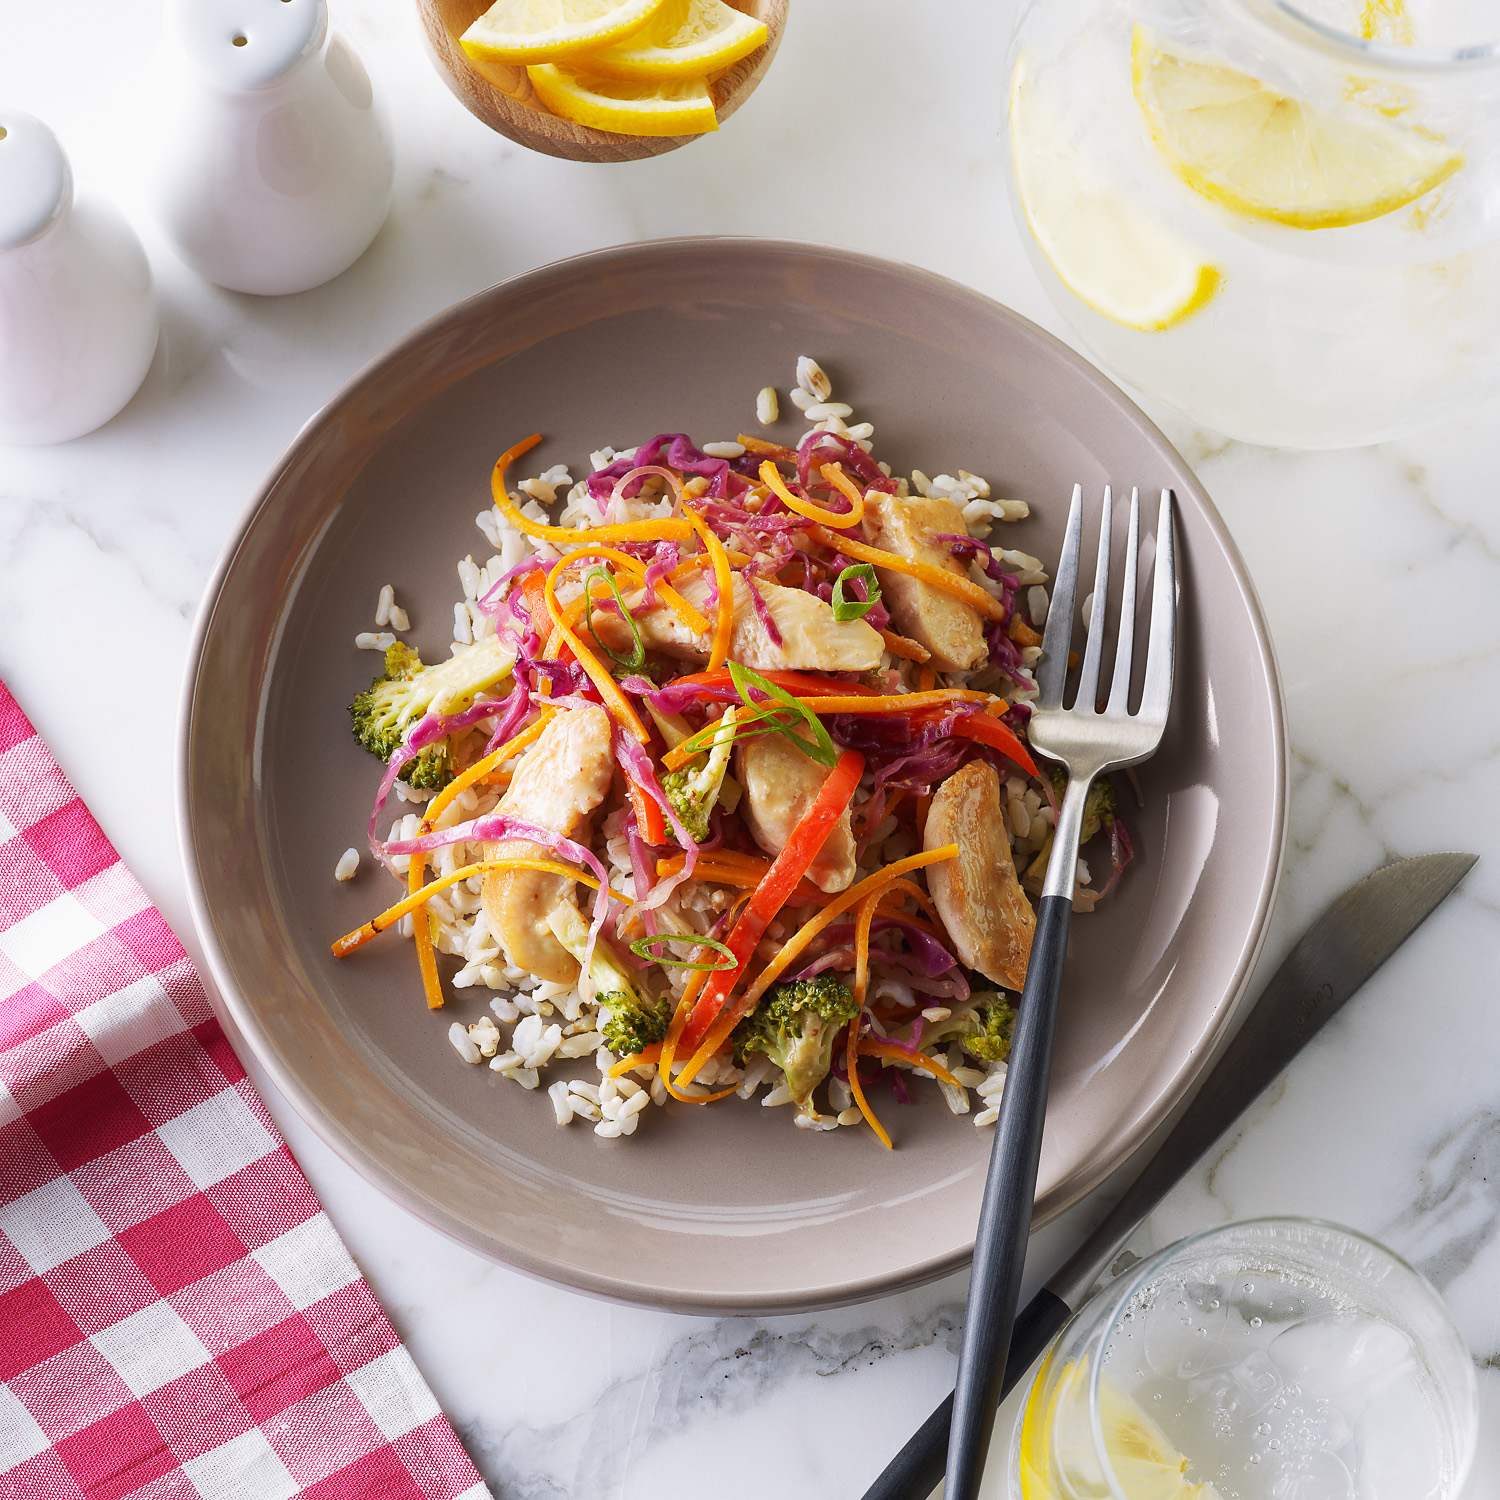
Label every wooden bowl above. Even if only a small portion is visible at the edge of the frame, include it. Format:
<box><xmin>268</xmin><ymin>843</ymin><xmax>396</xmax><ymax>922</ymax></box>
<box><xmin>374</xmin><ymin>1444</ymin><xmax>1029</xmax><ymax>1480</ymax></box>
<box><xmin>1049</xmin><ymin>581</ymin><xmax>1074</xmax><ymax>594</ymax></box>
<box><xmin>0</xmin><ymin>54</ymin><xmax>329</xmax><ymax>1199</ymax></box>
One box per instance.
<box><xmin>415</xmin><ymin>0</ymin><xmax>789</xmax><ymax>163</ymax></box>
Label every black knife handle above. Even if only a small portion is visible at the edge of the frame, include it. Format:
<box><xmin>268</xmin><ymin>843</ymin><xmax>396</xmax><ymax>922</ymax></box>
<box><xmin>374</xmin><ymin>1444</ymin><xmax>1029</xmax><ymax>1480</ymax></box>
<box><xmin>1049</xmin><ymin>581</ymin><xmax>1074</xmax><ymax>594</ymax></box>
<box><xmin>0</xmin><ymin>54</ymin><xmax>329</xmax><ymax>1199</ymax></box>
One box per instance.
<box><xmin>859</xmin><ymin>1288</ymin><xmax>1071</xmax><ymax>1500</ymax></box>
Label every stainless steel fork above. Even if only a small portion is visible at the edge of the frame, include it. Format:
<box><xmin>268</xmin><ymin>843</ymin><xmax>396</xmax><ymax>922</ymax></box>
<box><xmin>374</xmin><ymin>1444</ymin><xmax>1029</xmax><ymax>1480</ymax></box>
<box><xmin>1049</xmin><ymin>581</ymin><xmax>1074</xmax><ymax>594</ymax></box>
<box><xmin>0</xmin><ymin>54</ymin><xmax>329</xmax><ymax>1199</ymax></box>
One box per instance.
<box><xmin>945</xmin><ymin>484</ymin><xmax>1177</xmax><ymax>1500</ymax></box>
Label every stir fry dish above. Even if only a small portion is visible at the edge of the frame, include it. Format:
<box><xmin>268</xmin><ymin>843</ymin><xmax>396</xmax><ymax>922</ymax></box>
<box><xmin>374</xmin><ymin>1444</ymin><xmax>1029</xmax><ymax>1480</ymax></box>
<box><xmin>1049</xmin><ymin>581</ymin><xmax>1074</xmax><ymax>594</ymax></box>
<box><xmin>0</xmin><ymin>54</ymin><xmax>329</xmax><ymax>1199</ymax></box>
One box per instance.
<box><xmin>332</xmin><ymin>359</ymin><xmax>1131</xmax><ymax>1144</ymax></box>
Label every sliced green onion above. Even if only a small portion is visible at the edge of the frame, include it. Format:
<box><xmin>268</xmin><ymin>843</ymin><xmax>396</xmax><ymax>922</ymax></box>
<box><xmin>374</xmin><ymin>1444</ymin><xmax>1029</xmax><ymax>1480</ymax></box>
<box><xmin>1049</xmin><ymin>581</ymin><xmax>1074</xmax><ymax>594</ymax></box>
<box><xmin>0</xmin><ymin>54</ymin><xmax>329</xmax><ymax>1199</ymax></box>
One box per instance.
<box><xmin>728</xmin><ymin>661</ymin><xmax>838</xmax><ymax>767</ymax></box>
<box><xmin>629</xmin><ymin>933</ymin><xmax>739</xmax><ymax>972</ymax></box>
<box><xmin>583</xmin><ymin>565</ymin><xmax>645</xmax><ymax>672</ymax></box>
<box><xmin>831</xmin><ymin>563</ymin><xmax>881</xmax><ymax>623</ymax></box>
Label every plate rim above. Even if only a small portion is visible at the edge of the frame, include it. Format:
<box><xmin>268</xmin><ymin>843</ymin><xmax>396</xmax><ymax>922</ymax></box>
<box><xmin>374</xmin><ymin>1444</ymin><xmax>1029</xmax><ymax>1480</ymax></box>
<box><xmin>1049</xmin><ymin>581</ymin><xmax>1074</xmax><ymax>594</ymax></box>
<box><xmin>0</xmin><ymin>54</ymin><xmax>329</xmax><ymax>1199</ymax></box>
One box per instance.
<box><xmin>176</xmin><ymin>234</ymin><xmax>1288</xmax><ymax>1313</ymax></box>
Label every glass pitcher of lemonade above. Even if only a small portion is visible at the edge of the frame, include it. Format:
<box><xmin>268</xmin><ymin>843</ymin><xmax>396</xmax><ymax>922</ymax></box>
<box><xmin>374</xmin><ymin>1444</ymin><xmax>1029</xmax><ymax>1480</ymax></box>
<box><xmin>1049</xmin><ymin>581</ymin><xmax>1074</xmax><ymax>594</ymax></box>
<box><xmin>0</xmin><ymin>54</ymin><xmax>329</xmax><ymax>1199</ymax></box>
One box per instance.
<box><xmin>1005</xmin><ymin>0</ymin><xmax>1500</xmax><ymax>447</ymax></box>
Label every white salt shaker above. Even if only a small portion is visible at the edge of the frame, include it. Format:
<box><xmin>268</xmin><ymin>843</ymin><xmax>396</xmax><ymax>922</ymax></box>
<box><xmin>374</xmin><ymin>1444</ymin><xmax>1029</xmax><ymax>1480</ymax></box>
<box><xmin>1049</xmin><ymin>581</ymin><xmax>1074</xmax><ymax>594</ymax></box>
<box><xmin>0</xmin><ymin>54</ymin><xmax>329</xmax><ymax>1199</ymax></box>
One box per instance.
<box><xmin>0</xmin><ymin>112</ymin><xmax>159</xmax><ymax>446</ymax></box>
<box><xmin>146</xmin><ymin>0</ymin><xmax>393</xmax><ymax>295</ymax></box>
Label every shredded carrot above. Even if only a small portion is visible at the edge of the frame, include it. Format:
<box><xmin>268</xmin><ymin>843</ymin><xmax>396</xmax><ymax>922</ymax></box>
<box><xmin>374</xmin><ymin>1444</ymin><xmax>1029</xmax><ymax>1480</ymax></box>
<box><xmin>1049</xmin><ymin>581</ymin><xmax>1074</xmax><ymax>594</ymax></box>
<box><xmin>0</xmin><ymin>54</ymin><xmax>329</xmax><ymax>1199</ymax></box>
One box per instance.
<box><xmin>684</xmin><ymin>507</ymin><xmax>734</xmax><ymax>670</ymax></box>
<box><xmin>408</xmin><ymin>851</ymin><xmax>443</xmax><ymax>1010</ymax></box>
<box><xmin>760</xmin><ymin>460</ymin><xmax>864</xmax><ymax>529</ymax></box>
<box><xmin>542</xmin><ymin>551</ymin><xmax>651</xmax><ymax>743</ymax></box>
<box><xmin>332</xmin><ymin>856</ymin><xmax>632</xmax><ymax>958</ymax></box>
<box><xmin>985</xmin><ymin>697</ymin><xmax>1012</xmax><ymax>717</ymax></box>
<box><xmin>807</xmin><ymin>525</ymin><xmax>1008</xmax><ymax>622</ymax></box>
<box><xmin>916</xmin><ymin>664</ymin><xmax>936</xmax><ymax>693</ymax></box>
<box><xmin>735</xmin><ymin>434</ymin><xmax>798</xmax><ymax>461</ymax></box>
<box><xmin>490</xmin><ymin>435</ymin><xmax>695</xmax><ymax>545</ymax></box>
<box><xmin>556</xmin><ymin>542</ymin><xmax>709</xmax><ymax>635</ymax></box>
<box><xmin>846</xmin><ymin>1013</ymin><xmax>892</xmax><ymax>1151</ymax></box>
<box><xmin>657</xmin><ymin>963</ymin><xmax>738</xmax><ymax>1104</ymax></box>
<box><xmin>860</xmin><ymin>1037</ymin><xmax>961</xmax><ymax>1087</ymax></box>
<box><xmin>665</xmin><ymin>667</ymin><xmax>877</xmax><ymax>697</ymax></box>
<box><xmin>423</xmin><ymin>711</ymin><xmax>554</xmax><ymax>828</ymax></box>
<box><xmin>818</xmin><ymin>463</ymin><xmax>868</xmax><ymax>515</ymax></box>
<box><xmin>875</xmin><ymin>875</ymin><xmax>941</xmax><ymax>929</ymax></box>
<box><xmin>879</xmin><ymin>629</ymin><xmax>930</xmax><ymax>662</ymax></box>
<box><xmin>657</xmin><ymin>689</ymin><xmax>995</xmax><ymax>773</ymax></box>
<box><xmin>737</xmin><ymin>846</ymin><xmax>959</xmax><ymax>1013</ymax></box>
<box><xmin>609</xmin><ymin>1043</ymin><xmax>662</xmax><ymax>1077</ymax></box>
<box><xmin>655</xmin><ymin>852</ymin><xmax>822</xmax><ymax>905</ymax></box>
<box><xmin>915</xmin><ymin>792</ymin><xmax>932</xmax><ymax>841</ymax></box>
<box><xmin>1009</xmin><ymin>613</ymin><xmax>1044</xmax><ymax>648</ymax></box>
<box><xmin>797</xmin><ymin>689</ymin><xmax>997</xmax><ymax>714</ymax></box>
<box><xmin>853</xmin><ymin>884</ymin><xmax>891</xmax><ymax>1009</ymax></box>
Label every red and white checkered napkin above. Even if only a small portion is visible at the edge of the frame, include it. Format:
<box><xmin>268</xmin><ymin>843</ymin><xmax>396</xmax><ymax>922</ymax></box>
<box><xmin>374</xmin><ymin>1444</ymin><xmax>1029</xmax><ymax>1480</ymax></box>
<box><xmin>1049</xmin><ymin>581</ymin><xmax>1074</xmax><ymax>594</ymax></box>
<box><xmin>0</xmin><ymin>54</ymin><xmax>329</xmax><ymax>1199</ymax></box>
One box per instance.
<box><xmin>0</xmin><ymin>682</ymin><xmax>490</xmax><ymax>1500</ymax></box>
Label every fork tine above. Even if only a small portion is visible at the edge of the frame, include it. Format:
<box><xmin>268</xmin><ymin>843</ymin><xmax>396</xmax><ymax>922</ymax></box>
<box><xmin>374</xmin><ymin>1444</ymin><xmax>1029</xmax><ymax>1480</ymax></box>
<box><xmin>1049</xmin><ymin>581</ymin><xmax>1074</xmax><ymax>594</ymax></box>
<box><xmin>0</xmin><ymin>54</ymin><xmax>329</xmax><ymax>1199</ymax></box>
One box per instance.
<box><xmin>1139</xmin><ymin>489</ymin><xmax>1176</xmax><ymax>723</ymax></box>
<box><xmin>1105</xmin><ymin>488</ymin><xmax>1140</xmax><ymax>715</ymax></box>
<box><xmin>1035</xmin><ymin>484</ymin><xmax>1083</xmax><ymax>709</ymax></box>
<box><xmin>1073</xmin><ymin>486</ymin><xmax>1113</xmax><ymax>712</ymax></box>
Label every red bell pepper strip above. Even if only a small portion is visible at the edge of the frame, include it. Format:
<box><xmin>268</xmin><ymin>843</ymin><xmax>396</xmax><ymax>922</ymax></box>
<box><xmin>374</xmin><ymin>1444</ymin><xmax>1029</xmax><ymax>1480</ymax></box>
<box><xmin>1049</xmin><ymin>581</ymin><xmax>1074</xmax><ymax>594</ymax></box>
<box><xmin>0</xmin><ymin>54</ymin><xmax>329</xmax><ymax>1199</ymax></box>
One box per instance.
<box><xmin>670</xmin><ymin>748</ymin><xmax>865</xmax><ymax>1086</ymax></box>
<box><xmin>624</xmin><ymin>772</ymin><xmax>667</xmax><ymax>847</ymax></box>
<box><xmin>951</xmin><ymin>709</ymin><xmax>1038</xmax><ymax>777</ymax></box>
<box><xmin>667</xmin><ymin>667</ymin><xmax>878</xmax><ymax>699</ymax></box>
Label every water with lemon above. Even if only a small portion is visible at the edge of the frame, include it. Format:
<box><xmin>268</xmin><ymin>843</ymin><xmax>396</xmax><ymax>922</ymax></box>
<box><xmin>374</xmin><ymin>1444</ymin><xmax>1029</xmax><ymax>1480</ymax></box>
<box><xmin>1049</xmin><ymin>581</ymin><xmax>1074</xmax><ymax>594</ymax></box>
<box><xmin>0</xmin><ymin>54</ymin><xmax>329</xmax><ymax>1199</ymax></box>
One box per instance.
<box><xmin>1006</xmin><ymin>0</ymin><xmax>1500</xmax><ymax>446</ymax></box>
<box><xmin>1013</xmin><ymin>1222</ymin><xmax>1475</xmax><ymax>1500</ymax></box>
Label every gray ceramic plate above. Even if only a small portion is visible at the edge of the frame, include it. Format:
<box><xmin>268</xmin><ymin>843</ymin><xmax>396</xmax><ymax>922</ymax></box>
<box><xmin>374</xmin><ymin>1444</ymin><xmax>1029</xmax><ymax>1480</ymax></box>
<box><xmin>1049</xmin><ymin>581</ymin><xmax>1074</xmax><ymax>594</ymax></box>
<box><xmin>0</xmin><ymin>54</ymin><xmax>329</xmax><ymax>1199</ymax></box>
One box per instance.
<box><xmin>178</xmin><ymin>238</ymin><xmax>1286</xmax><ymax>1314</ymax></box>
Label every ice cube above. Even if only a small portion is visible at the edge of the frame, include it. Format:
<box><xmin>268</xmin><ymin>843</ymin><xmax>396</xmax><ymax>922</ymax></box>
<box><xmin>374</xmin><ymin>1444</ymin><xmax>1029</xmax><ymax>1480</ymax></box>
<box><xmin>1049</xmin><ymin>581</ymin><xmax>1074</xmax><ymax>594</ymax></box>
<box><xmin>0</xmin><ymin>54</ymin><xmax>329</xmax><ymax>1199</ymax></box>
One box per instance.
<box><xmin>1352</xmin><ymin>1380</ymin><xmax>1446</xmax><ymax>1500</ymax></box>
<box><xmin>1268</xmin><ymin>1316</ymin><xmax>1417</xmax><ymax>1418</ymax></box>
<box><xmin>1189</xmin><ymin>1349</ymin><xmax>1284</xmax><ymax>1419</ymax></box>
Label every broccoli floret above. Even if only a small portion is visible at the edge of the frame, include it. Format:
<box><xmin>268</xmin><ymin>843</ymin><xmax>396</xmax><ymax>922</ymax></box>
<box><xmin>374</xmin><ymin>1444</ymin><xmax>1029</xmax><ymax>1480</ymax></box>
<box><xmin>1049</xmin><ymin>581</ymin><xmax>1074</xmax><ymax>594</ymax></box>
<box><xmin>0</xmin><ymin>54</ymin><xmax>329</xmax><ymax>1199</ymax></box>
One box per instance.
<box><xmin>1049</xmin><ymin>769</ymin><xmax>1116</xmax><ymax>843</ymax></box>
<box><xmin>546</xmin><ymin>904</ymin><xmax>671</xmax><ymax>1058</ymax></box>
<box><xmin>732</xmin><ymin>975</ymin><xmax>861</xmax><ymax>1114</ymax></box>
<box><xmin>348</xmin><ymin>635</ymin><xmax>515</xmax><ymax>787</ymax></box>
<box><xmin>902</xmin><ymin>993</ymin><xmax>1016</xmax><ymax>1065</ymax></box>
<box><xmin>1025</xmin><ymin>775</ymin><xmax>1117</xmax><ymax>891</ymax></box>
<box><xmin>661</xmin><ymin>706</ymin><xmax>739</xmax><ymax>844</ymax></box>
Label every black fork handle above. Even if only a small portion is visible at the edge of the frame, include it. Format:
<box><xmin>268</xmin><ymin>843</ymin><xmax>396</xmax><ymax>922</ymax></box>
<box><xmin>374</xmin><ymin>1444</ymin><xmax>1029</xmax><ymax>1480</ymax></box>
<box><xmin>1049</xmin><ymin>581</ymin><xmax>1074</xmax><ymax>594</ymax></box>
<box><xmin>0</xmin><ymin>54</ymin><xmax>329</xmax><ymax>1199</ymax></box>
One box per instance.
<box><xmin>860</xmin><ymin>1285</ymin><xmax>1072</xmax><ymax>1500</ymax></box>
<box><xmin>944</xmin><ymin>891</ymin><xmax>1072</xmax><ymax>1500</ymax></box>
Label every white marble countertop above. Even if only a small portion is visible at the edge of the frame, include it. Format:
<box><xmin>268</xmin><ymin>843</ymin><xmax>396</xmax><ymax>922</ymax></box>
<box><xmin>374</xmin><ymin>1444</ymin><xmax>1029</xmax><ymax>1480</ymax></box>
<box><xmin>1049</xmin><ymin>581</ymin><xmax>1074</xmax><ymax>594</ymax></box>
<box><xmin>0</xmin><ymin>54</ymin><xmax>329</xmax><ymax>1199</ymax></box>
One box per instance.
<box><xmin>3</xmin><ymin>2</ymin><xmax>1498</xmax><ymax>1495</ymax></box>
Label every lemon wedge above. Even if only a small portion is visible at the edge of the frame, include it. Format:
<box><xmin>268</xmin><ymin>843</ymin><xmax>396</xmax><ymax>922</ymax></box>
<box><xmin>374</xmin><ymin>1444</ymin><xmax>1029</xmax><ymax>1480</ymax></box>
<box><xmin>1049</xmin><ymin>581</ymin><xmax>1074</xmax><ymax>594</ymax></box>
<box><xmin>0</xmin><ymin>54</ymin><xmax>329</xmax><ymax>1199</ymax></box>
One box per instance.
<box><xmin>1131</xmin><ymin>25</ymin><xmax>1462</xmax><ymax>229</ymax></box>
<box><xmin>461</xmin><ymin>0</ymin><xmax>668</xmax><ymax>65</ymax></box>
<box><xmin>526</xmin><ymin>63</ymin><xmax>718</xmax><ymax>134</ymax></box>
<box><xmin>1009</xmin><ymin>56</ymin><xmax>1220</xmax><ymax>332</ymax></box>
<box><xmin>1019</xmin><ymin>1361</ymin><xmax>1226</xmax><ymax>1500</ymax></box>
<box><xmin>582</xmin><ymin>0</ymin><xmax>767</xmax><ymax>79</ymax></box>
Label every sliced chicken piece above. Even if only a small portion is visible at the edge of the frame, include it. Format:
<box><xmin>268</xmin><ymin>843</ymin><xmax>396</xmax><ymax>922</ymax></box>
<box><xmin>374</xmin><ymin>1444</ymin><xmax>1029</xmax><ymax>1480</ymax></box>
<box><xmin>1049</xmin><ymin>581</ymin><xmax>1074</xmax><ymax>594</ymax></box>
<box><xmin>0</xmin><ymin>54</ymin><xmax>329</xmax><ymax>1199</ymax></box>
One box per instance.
<box><xmin>924</xmin><ymin>761</ymin><xmax>1035</xmax><ymax>988</ymax></box>
<box><xmin>596</xmin><ymin>573</ymin><xmax>883</xmax><ymax>673</ymax></box>
<box><xmin>481</xmin><ymin>703</ymin><xmax>613</xmax><ymax>985</ymax></box>
<box><xmin>861</xmin><ymin>494</ymin><xmax>987</xmax><ymax>673</ymax></box>
<box><xmin>735</xmin><ymin>733</ymin><xmax>856</xmax><ymax>893</ymax></box>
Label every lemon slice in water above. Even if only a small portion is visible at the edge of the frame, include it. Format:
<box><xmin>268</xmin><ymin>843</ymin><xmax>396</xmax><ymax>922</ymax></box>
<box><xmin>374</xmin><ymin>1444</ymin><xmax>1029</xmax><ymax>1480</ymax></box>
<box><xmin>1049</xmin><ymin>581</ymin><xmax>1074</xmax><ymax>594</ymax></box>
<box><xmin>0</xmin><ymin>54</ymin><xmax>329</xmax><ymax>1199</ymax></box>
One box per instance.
<box><xmin>1131</xmin><ymin>25</ymin><xmax>1463</xmax><ymax>229</ymax></box>
<box><xmin>526</xmin><ymin>63</ymin><xmax>718</xmax><ymax>134</ymax></box>
<box><xmin>1009</xmin><ymin>56</ymin><xmax>1220</xmax><ymax>332</ymax></box>
<box><xmin>461</xmin><ymin>0</ymin><xmax>668</xmax><ymax>65</ymax></box>
<box><xmin>582</xmin><ymin>0</ymin><xmax>768</xmax><ymax>79</ymax></box>
<box><xmin>1019</xmin><ymin>1361</ymin><xmax>1226</xmax><ymax>1500</ymax></box>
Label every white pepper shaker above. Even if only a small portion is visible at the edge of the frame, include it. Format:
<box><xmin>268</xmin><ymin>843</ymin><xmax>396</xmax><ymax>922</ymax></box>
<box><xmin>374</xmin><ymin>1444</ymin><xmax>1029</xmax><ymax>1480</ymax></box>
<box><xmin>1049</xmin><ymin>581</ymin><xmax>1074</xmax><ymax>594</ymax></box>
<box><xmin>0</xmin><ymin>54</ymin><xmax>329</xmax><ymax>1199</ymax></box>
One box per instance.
<box><xmin>146</xmin><ymin>0</ymin><xmax>394</xmax><ymax>295</ymax></box>
<box><xmin>0</xmin><ymin>112</ymin><xmax>159</xmax><ymax>446</ymax></box>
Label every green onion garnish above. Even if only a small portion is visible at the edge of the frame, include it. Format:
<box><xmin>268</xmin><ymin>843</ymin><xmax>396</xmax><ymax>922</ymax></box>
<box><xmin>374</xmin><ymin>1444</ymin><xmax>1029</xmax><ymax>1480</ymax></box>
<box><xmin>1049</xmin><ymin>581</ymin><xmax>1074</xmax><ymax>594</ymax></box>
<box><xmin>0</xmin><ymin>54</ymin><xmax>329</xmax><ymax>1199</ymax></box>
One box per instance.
<box><xmin>831</xmin><ymin>563</ymin><xmax>881</xmax><ymax>623</ymax></box>
<box><xmin>629</xmin><ymin>934</ymin><xmax>739</xmax><ymax>971</ymax></box>
<box><xmin>582</xmin><ymin>565</ymin><xmax>645</xmax><ymax>672</ymax></box>
<box><xmin>728</xmin><ymin>661</ymin><xmax>839</xmax><ymax>767</ymax></box>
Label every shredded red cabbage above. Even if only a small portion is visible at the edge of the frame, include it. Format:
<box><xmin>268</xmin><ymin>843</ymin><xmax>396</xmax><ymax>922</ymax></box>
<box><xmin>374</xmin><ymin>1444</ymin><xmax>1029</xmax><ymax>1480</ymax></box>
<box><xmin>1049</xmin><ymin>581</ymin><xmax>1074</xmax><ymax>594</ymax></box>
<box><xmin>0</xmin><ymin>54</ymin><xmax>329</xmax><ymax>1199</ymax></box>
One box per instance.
<box><xmin>795</xmin><ymin>430</ymin><xmax>892</xmax><ymax>491</ymax></box>
<box><xmin>744</xmin><ymin>577</ymin><xmax>783</xmax><ymax>648</ymax></box>
<box><xmin>588</xmin><ymin>435</ymin><xmax>747</xmax><ymax>503</ymax></box>
<box><xmin>640</xmin><ymin>541</ymin><xmax>681</xmax><ymax>606</ymax></box>
<box><xmin>612</xmin><ymin>727</ymin><xmax>702</xmax><ymax>912</ymax></box>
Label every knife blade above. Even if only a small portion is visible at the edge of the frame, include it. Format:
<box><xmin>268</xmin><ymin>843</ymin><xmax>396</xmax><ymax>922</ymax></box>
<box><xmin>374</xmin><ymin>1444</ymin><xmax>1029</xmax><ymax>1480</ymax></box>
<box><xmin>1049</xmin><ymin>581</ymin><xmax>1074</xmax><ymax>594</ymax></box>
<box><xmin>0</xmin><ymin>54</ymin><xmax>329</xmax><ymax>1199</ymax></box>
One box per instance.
<box><xmin>859</xmin><ymin>851</ymin><xmax>1478</xmax><ymax>1500</ymax></box>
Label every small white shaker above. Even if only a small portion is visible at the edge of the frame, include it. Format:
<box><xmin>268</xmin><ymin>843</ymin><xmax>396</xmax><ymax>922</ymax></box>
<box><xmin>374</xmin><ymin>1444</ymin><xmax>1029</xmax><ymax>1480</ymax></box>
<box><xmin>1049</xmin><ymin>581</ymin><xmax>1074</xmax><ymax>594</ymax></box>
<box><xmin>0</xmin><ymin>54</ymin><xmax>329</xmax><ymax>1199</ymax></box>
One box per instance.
<box><xmin>147</xmin><ymin>0</ymin><xmax>393</xmax><ymax>296</ymax></box>
<box><xmin>0</xmin><ymin>112</ymin><xmax>159</xmax><ymax>446</ymax></box>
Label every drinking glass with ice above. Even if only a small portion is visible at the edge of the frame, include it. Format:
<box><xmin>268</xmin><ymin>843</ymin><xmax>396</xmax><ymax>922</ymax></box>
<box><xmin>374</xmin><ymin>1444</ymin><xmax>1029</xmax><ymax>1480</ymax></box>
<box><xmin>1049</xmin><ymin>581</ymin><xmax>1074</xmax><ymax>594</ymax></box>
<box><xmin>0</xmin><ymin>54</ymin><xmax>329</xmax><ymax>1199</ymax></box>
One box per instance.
<box><xmin>1011</xmin><ymin>1218</ymin><xmax>1477</xmax><ymax>1500</ymax></box>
